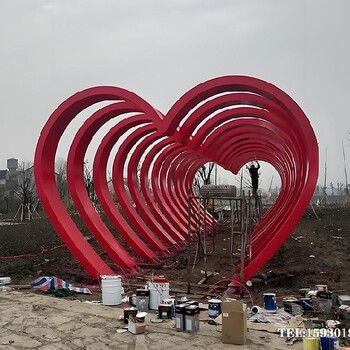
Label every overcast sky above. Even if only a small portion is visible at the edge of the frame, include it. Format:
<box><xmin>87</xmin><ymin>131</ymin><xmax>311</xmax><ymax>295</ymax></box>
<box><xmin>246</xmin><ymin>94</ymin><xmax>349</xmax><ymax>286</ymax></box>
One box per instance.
<box><xmin>1</xmin><ymin>1</ymin><xmax>349</xmax><ymax>191</ymax></box>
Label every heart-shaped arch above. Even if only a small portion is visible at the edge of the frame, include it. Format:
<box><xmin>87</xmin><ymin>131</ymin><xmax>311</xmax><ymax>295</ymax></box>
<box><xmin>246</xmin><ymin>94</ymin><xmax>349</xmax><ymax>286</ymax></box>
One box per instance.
<box><xmin>34</xmin><ymin>75</ymin><xmax>318</xmax><ymax>284</ymax></box>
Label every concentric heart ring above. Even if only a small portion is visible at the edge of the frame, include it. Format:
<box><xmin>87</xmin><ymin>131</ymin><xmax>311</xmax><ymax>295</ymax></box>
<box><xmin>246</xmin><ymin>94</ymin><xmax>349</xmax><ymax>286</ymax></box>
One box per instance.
<box><xmin>34</xmin><ymin>75</ymin><xmax>318</xmax><ymax>284</ymax></box>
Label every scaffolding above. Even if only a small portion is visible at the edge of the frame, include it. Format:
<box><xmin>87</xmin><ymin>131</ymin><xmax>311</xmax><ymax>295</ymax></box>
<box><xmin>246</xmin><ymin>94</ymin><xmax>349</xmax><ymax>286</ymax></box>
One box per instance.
<box><xmin>186</xmin><ymin>192</ymin><xmax>262</xmax><ymax>294</ymax></box>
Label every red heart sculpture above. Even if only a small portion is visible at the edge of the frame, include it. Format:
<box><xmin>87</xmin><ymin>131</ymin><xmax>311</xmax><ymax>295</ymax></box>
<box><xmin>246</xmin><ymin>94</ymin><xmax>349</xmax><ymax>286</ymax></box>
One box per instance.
<box><xmin>34</xmin><ymin>76</ymin><xmax>318</xmax><ymax>284</ymax></box>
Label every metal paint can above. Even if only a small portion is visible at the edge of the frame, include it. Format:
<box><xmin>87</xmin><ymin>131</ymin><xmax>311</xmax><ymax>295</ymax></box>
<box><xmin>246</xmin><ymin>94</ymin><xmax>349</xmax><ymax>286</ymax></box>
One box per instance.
<box><xmin>303</xmin><ymin>337</ymin><xmax>320</xmax><ymax>350</ymax></box>
<box><xmin>283</xmin><ymin>299</ymin><xmax>303</xmax><ymax>315</ymax></box>
<box><xmin>300</xmin><ymin>297</ymin><xmax>313</xmax><ymax>311</ymax></box>
<box><xmin>208</xmin><ymin>299</ymin><xmax>222</xmax><ymax>319</ymax></box>
<box><xmin>123</xmin><ymin>307</ymin><xmax>138</xmax><ymax>324</ymax></box>
<box><xmin>320</xmin><ymin>336</ymin><xmax>340</xmax><ymax>350</ymax></box>
<box><xmin>263</xmin><ymin>293</ymin><xmax>277</xmax><ymax>311</ymax></box>
<box><xmin>158</xmin><ymin>304</ymin><xmax>172</xmax><ymax>319</ymax></box>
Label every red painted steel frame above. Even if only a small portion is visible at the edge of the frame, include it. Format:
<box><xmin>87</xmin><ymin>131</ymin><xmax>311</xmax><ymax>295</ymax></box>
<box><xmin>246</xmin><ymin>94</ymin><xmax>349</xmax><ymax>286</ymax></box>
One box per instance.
<box><xmin>34</xmin><ymin>76</ymin><xmax>318</xmax><ymax>284</ymax></box>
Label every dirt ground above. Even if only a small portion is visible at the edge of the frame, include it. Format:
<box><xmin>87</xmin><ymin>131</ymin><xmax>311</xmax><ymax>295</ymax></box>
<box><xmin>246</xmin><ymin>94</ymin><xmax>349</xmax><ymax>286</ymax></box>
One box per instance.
<box><xmin>1</xmin><ymin>205</ymin><xmax>350</xmax><ymax>345</ymax></box>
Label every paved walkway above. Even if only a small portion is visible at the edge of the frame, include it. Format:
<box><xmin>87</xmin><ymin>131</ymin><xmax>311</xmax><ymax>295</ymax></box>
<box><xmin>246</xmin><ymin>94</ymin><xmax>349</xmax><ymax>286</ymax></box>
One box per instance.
<box><xmin>0</xmin><ymin>291</ymin><xmax>302</xmax><ymax>349</ymax></box>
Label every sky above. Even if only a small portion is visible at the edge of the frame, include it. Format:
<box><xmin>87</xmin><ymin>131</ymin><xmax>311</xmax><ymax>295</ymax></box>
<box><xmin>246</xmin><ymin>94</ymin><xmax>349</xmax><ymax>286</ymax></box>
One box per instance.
<box><xmin>1</xmin><ymin>0</ymin><xmax>349</xmax><ymax>191</ymax></box>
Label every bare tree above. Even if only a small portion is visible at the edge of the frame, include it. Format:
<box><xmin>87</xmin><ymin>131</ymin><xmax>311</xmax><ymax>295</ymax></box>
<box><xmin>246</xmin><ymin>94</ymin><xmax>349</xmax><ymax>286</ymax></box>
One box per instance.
<box><xmin>14</xmin><ymin>162</ymin><xmax>37</xmax><ymax>221</ymax></box>
<box><xmin>55</xmin><ymin>158</ymin><xmax>68</xmax><ymax>200</ymax></box>
<box><xmin>84</xmin><ymin>160</ymin><xmax>96</xmax><ymax>203</ymax></box>
<box><xmin>193</xmin><ymin>162</ymin><xmax>215</xmax><ymax>191</ymax></box>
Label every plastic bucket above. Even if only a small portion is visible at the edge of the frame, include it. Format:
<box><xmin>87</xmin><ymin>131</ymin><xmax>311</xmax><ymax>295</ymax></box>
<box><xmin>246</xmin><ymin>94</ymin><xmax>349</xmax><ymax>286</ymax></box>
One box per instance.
<box><xmin>208</xmin><ymin>299</ymin><xmax>222</xmax><ymax>319</ymax></box>
<box><xmin>303</xmin><ymin>337</ymin><xmax>320</xmax><ymax>350</ymax></box>
<box><xmin>263</xmin><ymin>293</ymin><xmax>277</xmax><ymax>311</ymax></box>
<box><xmin>0</xmin><ymin>277</ymin><xmax>11</xmax><ymax>285</ymax></box>
<box><xmin>314</xmin><ymin>299</ymin><xmax>332</xmax><ymax>313</ymax></box>
<box><xmin>101</xmin><ymin>275</ymin><xmax>121</xmax><ymax>306</ymax></box>
<box><xmin>320</xmin><ymin>336</ymin><xmax>339</xmax><ymax>350</ymax></box>
<box><xmin>147</xmin><ymin>277</ymin><xmax>169</xmax><ymax>310</ymax></box>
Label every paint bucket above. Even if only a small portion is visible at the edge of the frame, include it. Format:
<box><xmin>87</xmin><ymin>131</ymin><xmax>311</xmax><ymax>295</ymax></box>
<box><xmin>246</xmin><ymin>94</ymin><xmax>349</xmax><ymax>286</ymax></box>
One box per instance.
<box><xmin>263</xmin><ymin>293</ymin><xmax>277</xmax><ymax>311</ymax></box>
<box><xmin>314</xmin><ymin>291</ymin><xmax>333</xmax><ymax>313</ymax></box>
<box><xmin>300</xmin><ymin>288</ymin><xmax>311</xmax><ymax>297</ymax></box>
<box><xmin>303</xmin><ymin>337</ymin><xmax>320</xmax><ymax>350</ymax></box>
<box><xmin>300</xmin><ymin>297</ymin><xmax>314</xmax><ymax>311</ymax></box>
<box><xmin>163</xmin><ymin>298</ymin><xmax>176</xmax><ymax>317</ymax></box>
<box><xmin>158</xmin><ymin>303</ymin><xmax>172</xmax><ymax>319</ymax></box>
<box><xmin>320</xmin><ymin>337</ymin><xmax>340</xmax><ymax>350</ymax></box>
<box><xmin>315</xmin><ymin>284</ymin><xmax>328</xmax><ymax>291</ymax></box>
<box><xmin>283</xmin><ymin>300</ymin><xmax>303</xmax><ymax>316</ymax></box>
<box><xmin>135</xmin><ymin>289</ymin><xmax>150</xmax><ymax>311</ymax></box>
<box><xmin>0</xmin><ymin>277</ymin><xmax>11</xmax><ymax>285</ymax></box>
<box><xmin>123</xmin><ymin>307</ymin><xmax>138</xmax><ymax>324</ymax></box>
<box><xmin>283</xmin><ymin>298</ymin><xmax>300</xmax><ymax>308</ymax></box>
<box><xmin>101</xmin><ymin>275</ymin><xmax>121</xmax><ymax>306</ymax></box>
<box><xmin>208</xmin><ymin>299</ymin><xmax>222</xmax><ymax>319</ymax></box>
<box><xmin>147</xmin><ymin>277</ymin><xmax>169</xmax><ymax>310</ymax></box>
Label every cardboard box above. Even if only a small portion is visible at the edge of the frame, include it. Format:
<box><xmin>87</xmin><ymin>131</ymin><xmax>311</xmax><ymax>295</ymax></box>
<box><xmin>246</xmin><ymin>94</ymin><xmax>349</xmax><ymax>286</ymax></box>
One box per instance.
<box><xmin>221</xmin><ymin>300</ymin><xmax>247</xmax><ymax>345</ymax></box>
<box><xmin>128</xmin><ymin>316</ymin><xmax>146</xmax><ymax>335</ymax></box>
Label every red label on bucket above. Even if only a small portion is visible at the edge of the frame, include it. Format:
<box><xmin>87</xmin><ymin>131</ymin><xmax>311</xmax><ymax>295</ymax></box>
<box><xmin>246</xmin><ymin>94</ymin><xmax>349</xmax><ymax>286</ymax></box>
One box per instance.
<box><xmin>152</xmin><ymin>277</ymin><xmax>169</xmax><ymax>283</ymax></box>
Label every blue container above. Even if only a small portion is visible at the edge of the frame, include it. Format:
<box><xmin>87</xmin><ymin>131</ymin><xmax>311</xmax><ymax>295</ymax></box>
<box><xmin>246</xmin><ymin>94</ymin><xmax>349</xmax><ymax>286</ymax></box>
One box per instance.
<box><xmin>300</xmin><ymin>297</ymin><xmax>313</xmax><ymax>311</ymax></box>
<box><xmin>320</xmin><ymin>336</ymin><xmax>339</xmax><ymax>350</ymax></box>
<box><xmin>208</xmin><ymin>299</ymin><xmax>222</xmax><ymax>319</ymax></box>
<box><xmin>263</xmin><ymin>293</ymin><xmax>276</xmax><ymax>311</ymax></box>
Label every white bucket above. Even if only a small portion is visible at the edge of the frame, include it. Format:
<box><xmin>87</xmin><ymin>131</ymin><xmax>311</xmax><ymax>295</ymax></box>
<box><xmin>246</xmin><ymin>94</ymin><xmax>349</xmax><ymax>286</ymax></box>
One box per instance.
<box><xmin>0</xmin><ymin>277</ymin><xmax>11</xmax><ymax>285</ymax></box>
<box><xmin>315</xmin><ymin>284</ymin><xmax>328</xmax><ymax>291</ymax></box>
<box><xmin>147</xmin><ymin>277</ymin><xmax>169</xmax><ymax>310</ymax></box>
<box><xmin>101</xmin><ymin>275</ymin><xmax>122</xmax><ymax>306</ymax></box>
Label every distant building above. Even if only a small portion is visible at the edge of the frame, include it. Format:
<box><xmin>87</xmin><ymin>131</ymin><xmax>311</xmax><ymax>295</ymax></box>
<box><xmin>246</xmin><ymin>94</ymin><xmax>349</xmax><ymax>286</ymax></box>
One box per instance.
<box><xmin>7</xmin><ymin>158</ymin><xmax>18</xmax><ymax>177</ymax></box>
<box><xmin>0</xmin><ymin>158</ymin><xmax>18</xmax><ymax>193</ymax></box>
<box><xmin>0</xmin><ymin>169</ymin><xmax>9</xmax><ymax>186</ymax></box>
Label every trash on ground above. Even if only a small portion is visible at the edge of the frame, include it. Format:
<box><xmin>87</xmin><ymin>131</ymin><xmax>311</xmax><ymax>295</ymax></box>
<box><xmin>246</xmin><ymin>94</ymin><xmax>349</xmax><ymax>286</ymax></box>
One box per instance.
<box><xmin>116</xmin><ymin>329</ymin><xmax>128</xmax><ymax>333</ymax></box>
<box><xmin>31</xmin><ymin>276</ymin><xmax>92</xmax><ymax>295</ymax></box>
<box><xmin>150</xmin><ymin>318</ymin><xmax>163</xmax><ymax>323</ymax></box>
<box><xmin>0</xmin><ymin>286</ymin><xmax>12</xmax><ymax>292</ymax></box>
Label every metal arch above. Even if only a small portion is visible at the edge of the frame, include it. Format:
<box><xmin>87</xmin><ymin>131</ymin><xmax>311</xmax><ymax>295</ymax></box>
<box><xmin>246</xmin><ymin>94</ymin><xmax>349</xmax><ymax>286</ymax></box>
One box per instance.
<box><xmin>93</xmin><ymin>117</ymin><xmax>160</xmax><ymax>263</ymax></box>
<box><xmin>66</xmin><ymin>102</ymin><xmax>141</xmax><ymax>271</ymax></box>
<box><xmin>34</xmin><ymin>76</ymin><xmax>318</xmax><ymax>283</ymax></box>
